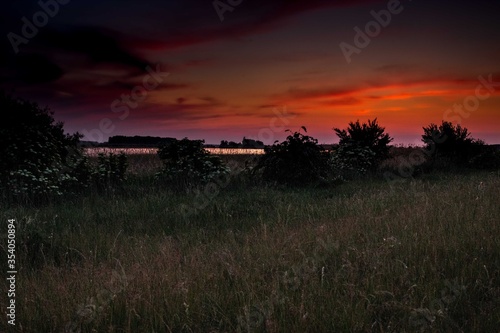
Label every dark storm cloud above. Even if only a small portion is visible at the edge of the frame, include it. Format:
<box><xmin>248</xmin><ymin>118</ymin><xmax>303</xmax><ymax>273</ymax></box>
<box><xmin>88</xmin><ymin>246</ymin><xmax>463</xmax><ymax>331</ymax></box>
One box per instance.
<box><xmin>0</xmin><ymin>0</ymin><xmax>378</xmax><ymax>88</ymax></box>
<box><xmin>120</xmin><ymin>0</ymin><xmax>381</xmax><ymax>51</ymax></box>
<box><xmin>0</xmin><ymin>27</ymin><xmax>152</xmax><ymax>85</ymax></box>
<box><xmin>38</xmin><ymin>27</ymin><xmax>151</xmax><ymax>70</ymax></box>
<box><xmin>0</xmin><ymin>0</ymin><xmax>378</xmax><ymax>107</ymax></box>
<box><xmin>13</xmin><ymin>53</ymin><xmax>64</xmax><ymax>84</ymax></box>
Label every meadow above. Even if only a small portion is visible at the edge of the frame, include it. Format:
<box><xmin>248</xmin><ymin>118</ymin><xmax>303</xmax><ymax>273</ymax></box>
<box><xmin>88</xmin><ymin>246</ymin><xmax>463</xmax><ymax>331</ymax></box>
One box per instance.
<box><xmin>1</xmin><ymin>153</ymin><xmax>499</xmax><ymax>332</ymax></box>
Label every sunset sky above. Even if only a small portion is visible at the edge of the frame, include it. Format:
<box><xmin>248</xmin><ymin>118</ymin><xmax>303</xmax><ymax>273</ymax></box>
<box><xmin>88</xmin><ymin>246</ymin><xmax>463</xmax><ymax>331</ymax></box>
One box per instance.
<box><xmin>1</xmin><ymin>0</ymin><xmax>499</xmax><ymax>145</ymax></box>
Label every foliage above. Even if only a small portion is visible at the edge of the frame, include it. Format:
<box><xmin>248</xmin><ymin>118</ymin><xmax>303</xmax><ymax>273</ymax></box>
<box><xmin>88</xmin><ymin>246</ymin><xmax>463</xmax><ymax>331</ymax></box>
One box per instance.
<box><xmin>156</xmin><ymin>138</ymin><xmax>229</xmax><ymax>186</ymax></box>
<box><xmin>93</xmin><ymin>153</ymin><xmax>128</xmax><ymax>188</ymax></box>
<box><xmin>330</xmin><ymin>143</ymin><xmax>376</xmax><ymax>179</ymax></box>
<box><xmin>333</xmin><ymin>118</ymin><xmax>393</xmax><ymax>161</ymax></box>
<box><xmin>422</xmin><ymin>121</ymin><xmax>485</xmax><ymax>165</ymax></box>
<box><xmin>0</xmin><ymin>91</ymin><xmax>84</xmax><ymax>201</ymax></box>
<box><xmin>0</xmin><ymin>92</ymin><xmax>130</xmax><ymax>202</ymax></box>
<box><xmin>254</xmin><ymin>128</ymin><xmax>329</xmax><ymax>185</ymax></box>
<box><xmin>331</xmin><ymin>119</ymin><xmax>392</xmax><ymax>178</ymax></box>
<box><xmin>468</xmin><ymin>147</ymin><xmax>500</xmax><ymax>169</ymax></box>
<box><xmin>241</xmin><ymin>137</ymin><xmax>264</xmax><ymax>148</ymax></box>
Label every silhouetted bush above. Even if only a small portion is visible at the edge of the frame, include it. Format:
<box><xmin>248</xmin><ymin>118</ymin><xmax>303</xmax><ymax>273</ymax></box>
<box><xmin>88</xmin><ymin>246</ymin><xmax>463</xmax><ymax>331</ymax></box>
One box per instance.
<box><xmin>156</xmin><ymin>138</ymin><xmax>229</xmax><ymax>187</ymax></box>
<box><xmin>330</xmin><ymin>143</ymin><xmax>376</xmax><ymax>179</ymax></box>
<box><xmin>422</xmin><ymin>121</ymin><xmax>485</xmax><ymax>167</ymax></box>
<box><xmin>332</xmin><ymin>119</ymin><xmax>393</xmax><ymax>177</ymax></box>
<box><xmin>377</xmin><ymin>146</ymin><xmax>433</xmax><ymax>179</ymax></box>
<box><xmin>0</xmin><ymin>93</ymin><xmax>130</xmax><ymax>202</ymax></box>
<box><xmin>334</xmin><ymin>118</ymin><xmax>393</xmax><ymax>161</ymax></box>
<box><xmin>468</xmin><ymin>147</ymin><xmax>500</xmax><ymax>169</ymax></box>
<box><xmin>93</xmin><ymin>152</ymin><xmax>128</xmax><ymax>189</ymax></box>
<box><xmin>254</xmin><ymin>128</ymin><xmax>329</xmax><ymax>186</ymax></box>
<box><xmin>0</xmin><ymin>91</ymin><xmax>86</xmax><ymax>202</ymax></box>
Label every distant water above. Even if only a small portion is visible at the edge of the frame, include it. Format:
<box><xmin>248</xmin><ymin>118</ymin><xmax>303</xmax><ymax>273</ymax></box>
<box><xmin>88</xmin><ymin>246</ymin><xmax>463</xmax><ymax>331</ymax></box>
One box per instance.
<box><xmin>84</xmin><ymin>147</ymin><xmax>264</xmax><ymax>156</ymax></box>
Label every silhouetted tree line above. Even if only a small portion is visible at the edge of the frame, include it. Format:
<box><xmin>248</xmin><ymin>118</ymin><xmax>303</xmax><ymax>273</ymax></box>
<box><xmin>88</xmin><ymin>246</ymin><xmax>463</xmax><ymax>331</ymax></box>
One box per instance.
<box><xmin>2</xmin><ymin>91</ymin><xmax>500</xmax><ymax>203</ymax></box>
<box><xmin>107</xmin><ymin>135</ymin><xmax>176</xmax><ymax>146</ymax></box>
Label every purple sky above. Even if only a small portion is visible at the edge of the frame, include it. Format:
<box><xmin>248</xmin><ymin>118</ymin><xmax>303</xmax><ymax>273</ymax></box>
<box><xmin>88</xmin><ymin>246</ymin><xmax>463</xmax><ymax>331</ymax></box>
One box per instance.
<box><xmin>1</xmin><ymin>0</ymin><xmax>499</xmax><ymax>144</ymax></box>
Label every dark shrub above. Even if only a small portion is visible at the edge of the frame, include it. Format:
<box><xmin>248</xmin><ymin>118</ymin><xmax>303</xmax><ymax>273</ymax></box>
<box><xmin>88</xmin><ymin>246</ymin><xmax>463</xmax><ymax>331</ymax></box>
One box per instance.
<box><xmin>422</xmin><ymin>121</ymin><xmax>485</xmax><ymax>166</ymax></box>
<box><xmin>156</xmin><ymin>138</ymin><xmax>229</xmax><ymax>187</ymax></box>
<box><xmin>332</xmin><ymin>119</ymin><xmax>393</xmax><ymax>178</ymax></box>
<box><xmin>0</xmin><ymin>91</ymin><xmax>85</xmax><ymax>201</ymax></box>
<box><xmin>254</xmin><ymin>128</ymin><xmax>329</xmax><ymax>186</ymax></box>
<box><xmin>333</xmin><ymin>118</ymin><xmax>393</xmax><ymax>162</ymax></box>
<box><xmin>468</xmin><ymin>147</ymin><xmax>500</xmax><ymax>169</ymax></box>
<box><xmin>377</xmin><ymin>146</ymin><xmax>433</xmax><ymax>179</ymax></box>
<box><xmin>92</xmin><ymin>152</ymin><xmax>128</xmax><ymax>189</ymax></box>
<box><xmin>330</xmin><ymin>143</ymin><xmax>376</xmax><ymax>179</ymax></box>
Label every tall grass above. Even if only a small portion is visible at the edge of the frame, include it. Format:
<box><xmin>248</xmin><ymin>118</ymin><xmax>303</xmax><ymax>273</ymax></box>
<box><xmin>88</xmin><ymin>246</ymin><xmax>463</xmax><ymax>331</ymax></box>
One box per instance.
<box><xmin>1</xmin><ymin>154</ymin><xmax>499</xmax><ymax>332</ymax></box>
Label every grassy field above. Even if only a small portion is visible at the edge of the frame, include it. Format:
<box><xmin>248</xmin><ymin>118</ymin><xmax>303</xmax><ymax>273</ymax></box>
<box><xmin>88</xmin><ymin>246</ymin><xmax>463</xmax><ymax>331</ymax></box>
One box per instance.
<box><xmin>1</xmin><ymin>154</ymin><xmax>499</xmax><ymax>332</ymax></box>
